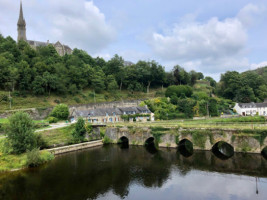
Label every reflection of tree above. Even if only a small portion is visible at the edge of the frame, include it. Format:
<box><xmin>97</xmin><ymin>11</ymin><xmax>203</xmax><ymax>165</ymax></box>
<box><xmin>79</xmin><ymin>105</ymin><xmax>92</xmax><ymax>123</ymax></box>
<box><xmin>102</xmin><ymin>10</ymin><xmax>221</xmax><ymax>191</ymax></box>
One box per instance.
<box><xmin>1</xmin><ymin>145</ymin><xmax>267</xmax><ymax>200</ymax></box>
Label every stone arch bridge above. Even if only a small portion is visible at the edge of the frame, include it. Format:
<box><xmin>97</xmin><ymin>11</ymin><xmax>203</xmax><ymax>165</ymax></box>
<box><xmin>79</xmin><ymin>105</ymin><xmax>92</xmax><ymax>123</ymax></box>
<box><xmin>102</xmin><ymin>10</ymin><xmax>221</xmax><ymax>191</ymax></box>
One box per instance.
<box><xmin>104</xmin><ymin>127</ymin><xmax>267</xmax><ymax>154</ymax></box>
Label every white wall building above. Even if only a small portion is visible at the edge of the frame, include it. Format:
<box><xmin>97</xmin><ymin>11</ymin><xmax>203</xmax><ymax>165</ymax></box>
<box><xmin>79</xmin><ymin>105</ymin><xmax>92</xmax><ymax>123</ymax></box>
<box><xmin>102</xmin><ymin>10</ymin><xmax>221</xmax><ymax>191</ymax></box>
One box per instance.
<box><xmin>234</xmin><ymin>99</ymin><xmax>267</xmax><ymax>116</ymax></box>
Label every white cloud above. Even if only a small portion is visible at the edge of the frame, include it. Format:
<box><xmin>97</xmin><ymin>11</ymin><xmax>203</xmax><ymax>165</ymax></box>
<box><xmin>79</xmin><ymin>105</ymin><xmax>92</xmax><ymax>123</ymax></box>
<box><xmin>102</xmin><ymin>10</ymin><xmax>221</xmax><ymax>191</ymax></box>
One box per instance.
<box><xmin>250</xmin><ymin>61</ymin><xmax>267</xmax><ymax>70</ymax></box>
<box><xmin>237</xmin><ymin>3</ymin><xmax>265</xmax><ymax>27</ymax></box>
<box><xmin>147</xmin><ymin>4</ymin><xmax>263</xmax><ymax>76</ymax></box>
<box><xmin>0</xmin><ymin>0</ymin><xmax>116</xmax><ymax>54</ymax></box>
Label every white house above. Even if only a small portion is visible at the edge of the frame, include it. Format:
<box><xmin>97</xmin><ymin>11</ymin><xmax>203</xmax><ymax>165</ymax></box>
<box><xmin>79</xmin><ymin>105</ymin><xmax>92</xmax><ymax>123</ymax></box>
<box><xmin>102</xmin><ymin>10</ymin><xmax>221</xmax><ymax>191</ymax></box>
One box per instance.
<box><xmin>233</xmin><ymin>99</ymin><xmax>267</xmax><ymax>116</ymax></box>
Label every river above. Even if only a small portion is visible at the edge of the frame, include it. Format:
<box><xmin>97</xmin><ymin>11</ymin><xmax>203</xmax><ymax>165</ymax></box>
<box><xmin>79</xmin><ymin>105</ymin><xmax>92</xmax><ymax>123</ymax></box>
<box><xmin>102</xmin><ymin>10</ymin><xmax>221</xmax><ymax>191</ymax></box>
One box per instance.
<box><xmin>0</xmin><ymin>144</ymin><xmax>267</xmax><ymax>200</ymax></box>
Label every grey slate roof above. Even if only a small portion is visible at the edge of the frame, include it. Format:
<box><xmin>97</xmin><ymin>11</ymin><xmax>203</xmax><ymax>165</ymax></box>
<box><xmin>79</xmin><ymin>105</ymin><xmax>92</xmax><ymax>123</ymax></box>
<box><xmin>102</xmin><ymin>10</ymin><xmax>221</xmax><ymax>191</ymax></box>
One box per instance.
<box><xmin>238</xmin><ymin>102</ymin><xmax>267</xmax><ymax>108</ymax></box>
<box><xmin>73</xmin><ymin>106</ymin><xmax>151</xmax><ymax>118</ymax></box>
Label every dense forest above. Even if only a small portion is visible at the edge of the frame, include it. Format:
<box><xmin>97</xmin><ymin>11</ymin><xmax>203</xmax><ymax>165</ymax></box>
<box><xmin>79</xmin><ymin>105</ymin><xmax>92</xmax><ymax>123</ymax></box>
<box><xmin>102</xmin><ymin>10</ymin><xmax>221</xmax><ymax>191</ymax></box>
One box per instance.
<box><xmin>0</xmin><ymin>35</ymin><xmax>205</xmax><ymax>96</ymax></box>
<box><xmin>217</xmin><ymin>67</ymin><xmax>267</xmax><ymax>103</ymax></box>
<box><xmin>0</xmin><ymin>34</ymin><xmax>266</xmax><ymax>109</ymax></box>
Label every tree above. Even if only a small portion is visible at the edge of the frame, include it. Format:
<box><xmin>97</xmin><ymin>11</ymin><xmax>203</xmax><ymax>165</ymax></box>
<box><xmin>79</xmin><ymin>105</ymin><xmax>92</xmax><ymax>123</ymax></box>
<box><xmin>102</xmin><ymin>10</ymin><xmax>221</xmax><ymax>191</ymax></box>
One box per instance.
<box><xmin>72</xmin><ymin>118</ymin><xmax>86</xmax><ymax>142</ymax></box>
<box><xmin>50</xmin><ymin>104</ymin><xmax>69</xmax><ymax>120</ymax></box>
<box><xmin>106</xmin><ymin>75</ymin><xmax>118</xmax><ymax>91</ymax></box>
<box><xmin>236</xmin><ymin>86</ymin><xmax>255</xmax><ymax>103</ymax></box>
<box><xmin>6</xmin><ymin>112</ymin><xmax>36</xmax><ymax>154</ymax></box>
<box><xmin>205</xmin><ymin>76</ymin><xmax>217</xmax><ymax>87</ymax></box>
<box><xmin>165</xmin><ymin>85</ymin><xmax>193</xmax><ymax>98</ymax></box>
<box><xmin>32</xmin><ymin>76</ymin><xmax>45</xmax><ymax>95</ymax></box>
<box><xmin>91</xmin><ymin>69</ymin><xmax>105</xmax><ymax>93</ymax></box>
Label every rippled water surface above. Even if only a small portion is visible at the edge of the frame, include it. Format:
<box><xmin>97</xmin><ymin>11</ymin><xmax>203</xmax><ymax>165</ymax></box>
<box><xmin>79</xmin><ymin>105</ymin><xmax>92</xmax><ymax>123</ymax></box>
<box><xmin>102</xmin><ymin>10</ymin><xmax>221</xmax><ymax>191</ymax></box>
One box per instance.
<box><xmin>1</xmin><ymin>145</ymin><xmax>267</xmax><ymax>200</ymax></box>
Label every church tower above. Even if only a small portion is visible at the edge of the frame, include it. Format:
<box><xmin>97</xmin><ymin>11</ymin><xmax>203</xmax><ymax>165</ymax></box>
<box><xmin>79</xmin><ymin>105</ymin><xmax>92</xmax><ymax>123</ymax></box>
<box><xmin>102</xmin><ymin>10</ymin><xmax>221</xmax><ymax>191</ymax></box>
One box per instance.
<box><xmin>17</xmin><ymin>1</ymin><xmax>27</xmax><ymax>41</ymax></box>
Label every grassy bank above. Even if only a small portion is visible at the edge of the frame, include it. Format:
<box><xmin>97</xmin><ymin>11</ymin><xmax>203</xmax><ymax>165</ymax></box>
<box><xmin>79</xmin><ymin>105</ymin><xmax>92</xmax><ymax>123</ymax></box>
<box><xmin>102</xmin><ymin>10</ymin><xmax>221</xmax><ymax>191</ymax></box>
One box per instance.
<box><xmin>40</xmin><ymin>125</ymin><xmax>75</xmax><ymax>147</ymax></box>
<box><xmin>0</xmin><ymin>88</ymin><xmax>165</xmax><ymax>111</ymax></box>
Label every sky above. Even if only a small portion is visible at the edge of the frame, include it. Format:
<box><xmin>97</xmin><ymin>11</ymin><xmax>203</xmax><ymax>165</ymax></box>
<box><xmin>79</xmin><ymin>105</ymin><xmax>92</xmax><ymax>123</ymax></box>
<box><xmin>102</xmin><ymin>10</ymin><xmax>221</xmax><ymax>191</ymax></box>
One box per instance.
<box><xmin>0</xmin><ymin>0</ymin><xmax>267</xmax><ymax>80</ymax></box>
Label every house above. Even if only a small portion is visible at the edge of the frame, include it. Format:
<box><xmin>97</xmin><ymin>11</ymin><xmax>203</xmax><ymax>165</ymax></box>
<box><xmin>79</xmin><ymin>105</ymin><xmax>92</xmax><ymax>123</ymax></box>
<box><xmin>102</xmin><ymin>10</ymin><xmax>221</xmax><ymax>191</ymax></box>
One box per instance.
<box><xmin>233</xmin><ymin>101</ymin><xmax>267</xmax><ymax>116</ymax></box>
<box><xmin>70</xmin><ymin>106</ymin><xmax>154</xmax><ymax>123</ymax></box>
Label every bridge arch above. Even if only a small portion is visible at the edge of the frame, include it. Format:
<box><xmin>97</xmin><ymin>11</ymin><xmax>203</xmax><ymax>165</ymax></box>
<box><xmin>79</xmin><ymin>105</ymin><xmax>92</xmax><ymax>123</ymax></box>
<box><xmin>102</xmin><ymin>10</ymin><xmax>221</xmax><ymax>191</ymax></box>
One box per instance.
<box><xmin>145</xmin><ymin>137</ymin><xmax>155</xmax><ymax>146</ymax></box>
<box><xmin>261</xmin><ymin>146</ymin><xmax>267</xmax><ymax>160</ymax></box>
<box><xmin>118</xmin><ymin>136</ymin><xmax>129</xmax><ymax>149</ymax></box>
<box><xmin>212</xmin><ymin>141</ymin><xmax>234</xmax><ymax>159</ymax></box>
<box><xmin>118</xmin><ymin>136</ymin><xmax>129</xmax><ymax>144</ymax></box>
<box><xmin>178</xmin><ymin>139</ymin><xmax>193</xmax><ymax>157</ymax></box>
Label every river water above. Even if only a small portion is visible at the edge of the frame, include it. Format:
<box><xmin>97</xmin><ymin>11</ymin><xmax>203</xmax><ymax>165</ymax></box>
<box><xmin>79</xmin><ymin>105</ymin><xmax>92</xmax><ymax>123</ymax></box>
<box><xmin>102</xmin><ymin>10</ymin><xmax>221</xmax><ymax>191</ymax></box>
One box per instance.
<box><xmin>0</xmin><ymin>145</ymin><xmax>267</xmax><ymax>200</ymax></box>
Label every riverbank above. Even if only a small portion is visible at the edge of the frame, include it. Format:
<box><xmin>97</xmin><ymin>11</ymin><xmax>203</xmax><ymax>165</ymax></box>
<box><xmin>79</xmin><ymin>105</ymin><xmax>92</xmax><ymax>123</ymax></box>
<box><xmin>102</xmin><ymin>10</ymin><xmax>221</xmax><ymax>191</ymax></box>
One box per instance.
<box><xmin>0</xmin><ymin>140</ymin><xmax>103</xmax><ymax>173</ymax></box>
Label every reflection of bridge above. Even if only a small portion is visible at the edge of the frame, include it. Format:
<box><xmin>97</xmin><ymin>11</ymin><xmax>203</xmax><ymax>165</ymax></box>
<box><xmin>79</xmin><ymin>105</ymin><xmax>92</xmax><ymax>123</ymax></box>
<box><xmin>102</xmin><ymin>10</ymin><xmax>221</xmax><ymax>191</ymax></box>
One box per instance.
<box><xmin>104</xmin><ymin>127</ymin><xmax>267</xmax><ymax>155</ymax></box>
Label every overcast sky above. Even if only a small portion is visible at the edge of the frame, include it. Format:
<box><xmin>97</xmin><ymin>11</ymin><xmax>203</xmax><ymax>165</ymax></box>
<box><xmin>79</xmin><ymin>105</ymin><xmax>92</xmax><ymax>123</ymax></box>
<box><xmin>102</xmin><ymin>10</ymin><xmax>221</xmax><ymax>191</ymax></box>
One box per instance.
<box><xmin>0</xmin><ymin>0</ymin><xmax>267</xmax><ymax>80</ymax></box>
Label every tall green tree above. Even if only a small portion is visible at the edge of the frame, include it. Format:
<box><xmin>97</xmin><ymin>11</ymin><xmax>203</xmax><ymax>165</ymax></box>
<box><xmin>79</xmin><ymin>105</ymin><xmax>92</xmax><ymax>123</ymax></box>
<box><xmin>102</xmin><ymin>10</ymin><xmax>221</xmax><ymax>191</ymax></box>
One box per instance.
<box><xmin>6</xmin><ymin>112</ymin><xmax>36</xmax><ymax>154</ymax></box>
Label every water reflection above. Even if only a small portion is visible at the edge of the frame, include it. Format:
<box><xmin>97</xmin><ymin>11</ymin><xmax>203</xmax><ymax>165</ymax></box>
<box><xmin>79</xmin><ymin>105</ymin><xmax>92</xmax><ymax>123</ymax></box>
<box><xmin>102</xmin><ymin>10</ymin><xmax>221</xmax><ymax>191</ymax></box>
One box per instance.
<box><xmin>0</xmin><ymin>145</ymin><xmax>267</xmax><ymax>200</ymax></box>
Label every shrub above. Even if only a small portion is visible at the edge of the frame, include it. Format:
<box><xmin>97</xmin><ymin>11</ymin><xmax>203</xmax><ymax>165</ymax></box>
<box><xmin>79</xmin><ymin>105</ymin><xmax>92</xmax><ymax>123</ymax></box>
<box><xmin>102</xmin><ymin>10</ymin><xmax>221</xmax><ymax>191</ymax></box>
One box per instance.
<box><xmin>72</xmin><ymin>118</ymin><xmax>86</xmax><ymax>143</ymax></box>
<box><xmin>50</xmin><ymin>104</ymin><xmax>69</xmax><ymax>120</ymax></box>
<box><xmin>85</xmin><ymin>123</ymin><xmax>93</xmax><ymax>134</ymax></box>
<box><xmin>35</xmin><ymin>133</ymin><xmax>48</xmax><ymax>150</ymax></box>
<box><xmin>73</xmin><ymin>96</ymin><xmax>81</xmax><ymax>103</ymax></box>
<box><xmin>6</xmin><ymin>112</ymin><xmax>36</xmax><ymax>154</ymax></box>
<box><xmin>165</xmin><ymin>85</ymin><xmax>193</xmax><ymax>98</ymax></box>
<box><xmin>103</xmin><ymin>136</ymin><xmax>112</xmax><ymax>144</ymax></box>
<box><xmin>54</xmin><ymin>99</ymin><xmax>60</xmax><ymax>104</ymax></box>
<box><xmin>47</xmin><ymin>116</ymin><xmax>59</xmax><ymax>124</ymax></box>
<box><xmin>26</xmin><ymin>149</ymin><xmax>54</xmax><ymax>167</ymax></box>
<box><xmin>26</xmin><ymin>148</ymin><xmax>42</xmax><ymax>167</ymax></box>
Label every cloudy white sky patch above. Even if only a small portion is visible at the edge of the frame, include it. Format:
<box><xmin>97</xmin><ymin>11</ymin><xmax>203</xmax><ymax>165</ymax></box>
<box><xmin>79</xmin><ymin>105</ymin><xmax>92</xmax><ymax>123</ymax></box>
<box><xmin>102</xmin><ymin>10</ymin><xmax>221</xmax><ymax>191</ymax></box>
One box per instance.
<box><xmin>0</xmin><ymin>0</ymin><xmax>267</xmax><ymax>79</ymax></box>
<box><xmin>147</xmin><ymin>3</ymin><xmax>266</xmax><ymax>76</ymax></box>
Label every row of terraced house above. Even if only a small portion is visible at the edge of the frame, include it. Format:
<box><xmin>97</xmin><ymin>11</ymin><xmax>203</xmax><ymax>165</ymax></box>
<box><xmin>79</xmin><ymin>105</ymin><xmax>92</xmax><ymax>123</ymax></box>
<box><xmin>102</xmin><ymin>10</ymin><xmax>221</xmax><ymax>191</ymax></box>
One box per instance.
<box><xmin>70</xmin><ymin>106</ymin><xmax>155</xmax><ymax>123</ymax></box>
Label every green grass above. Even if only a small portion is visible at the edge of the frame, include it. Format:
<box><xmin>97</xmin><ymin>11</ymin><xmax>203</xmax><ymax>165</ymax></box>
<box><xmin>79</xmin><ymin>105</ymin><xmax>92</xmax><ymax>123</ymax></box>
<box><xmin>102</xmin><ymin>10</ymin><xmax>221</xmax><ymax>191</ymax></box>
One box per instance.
<box><xmin>0</xmin><ymin>150</ymin><xmax>53</xmax><ymax>172</ymax></box>
<box><xmin>0</xmin><ymin>88</ymin><xmax>165</xmax><ymax>111</ymax></box>
<box><xmin>40</xmin><ymin>124</ymin><xmax>75</xmax><ymax>147</ymax></box>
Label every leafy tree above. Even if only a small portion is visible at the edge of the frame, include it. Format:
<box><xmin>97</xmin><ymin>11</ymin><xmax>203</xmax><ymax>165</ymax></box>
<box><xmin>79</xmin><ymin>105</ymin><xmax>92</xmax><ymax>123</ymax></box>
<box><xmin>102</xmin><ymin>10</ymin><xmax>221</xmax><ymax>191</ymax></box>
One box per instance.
<box><xmin>205</xmin><ymin>76</ymin><xmax>217</xmax><ymax>87</ymax></box>
<box><xmin>236</xmin><ymin>86</ymin><xmax>255</xmax><ymax>103</ymax></box>
<box><xmin>106</xmin><ymin>75</ymin><xmax>118</xmax><ymax>91</ymax></box>
<box><xmin>32</xmin><ymin>76</ymin><xmax>45</xmax><ymax>95</ymax></box>
<box><xmin>72</xmin><ymin>118</ymin><xmax>86</xmax><ymax>142</ymax></box>
<box><xmin>209</xmin><ymin>98</ymin><xmax>219</xmax><ymax>116</ymax></box>
<box><xmin>50</xmin><ymin>104</ymin><xmax>69</xmax><ymax>120</ymax></box>
<box><xmin>6</xmin><ymin>112</ymin><xmax>36</xmax><ymax>154</ymax></box>
<box><xmin>91</xmin><ymin>70</ymin><xmax>105</xmax><ymax>93</ymax></box>
<box><xmin>165</xmin><ymin>85</ymin><xmax>193</xmax><ymax>98</ymax></box>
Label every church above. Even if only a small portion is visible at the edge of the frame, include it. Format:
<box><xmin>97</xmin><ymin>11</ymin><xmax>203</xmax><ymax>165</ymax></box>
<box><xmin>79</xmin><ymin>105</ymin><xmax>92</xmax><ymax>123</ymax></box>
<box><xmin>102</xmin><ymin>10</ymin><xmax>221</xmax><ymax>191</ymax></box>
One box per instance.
<box><xmin>17</xmin><ymin>1</ymin><xmax>72</xmax><ymax>56</ymax></box>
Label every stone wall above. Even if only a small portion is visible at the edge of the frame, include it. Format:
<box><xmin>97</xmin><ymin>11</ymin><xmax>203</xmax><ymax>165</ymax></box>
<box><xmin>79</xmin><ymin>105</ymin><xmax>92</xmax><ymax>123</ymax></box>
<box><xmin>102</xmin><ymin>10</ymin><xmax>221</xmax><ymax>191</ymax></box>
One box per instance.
<box><xmin>0</xmin><ymin>107</ymin><xmax>53</xmax><ymax>120</ymax></box>
<box><xmin>0</xmin><ymin>100</ymin><xmax>143</xmax><ymax>120</ymax></box>
<box><xmin>47</xmin><ymin>140</ymin><xmax>103</xmax><ymax>155</ymax></box>
<box><xmin>105</xmin><ymin>127</ymin><xmax>267</xmax><ymax>154</ymax></box>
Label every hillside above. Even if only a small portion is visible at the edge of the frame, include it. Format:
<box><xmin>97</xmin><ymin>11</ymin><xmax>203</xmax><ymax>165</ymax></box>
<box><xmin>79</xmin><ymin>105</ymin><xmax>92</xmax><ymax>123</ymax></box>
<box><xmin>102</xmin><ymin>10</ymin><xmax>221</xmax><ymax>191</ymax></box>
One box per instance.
<box><xmin>0</xmin><ymin>88</ymin><xmax>165</xmax><ymax>112</ymax></box>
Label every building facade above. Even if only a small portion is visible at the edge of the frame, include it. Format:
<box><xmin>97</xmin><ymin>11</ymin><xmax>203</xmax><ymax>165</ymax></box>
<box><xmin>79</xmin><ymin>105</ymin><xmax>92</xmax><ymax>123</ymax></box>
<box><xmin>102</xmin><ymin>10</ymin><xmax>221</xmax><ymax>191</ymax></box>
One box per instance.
<box><xmin>17</xmin><ymin>1</ymin><xmax>72</xmax><ymax>56</ymax></box>
<box><xmin>233</xmin><ymin>101</ymin><xmax>267</xmax><ymax>116</ymax></box>
<box><xmin>70</xmin><ymin>106</ymin><xmax>155</xmax><ymax>123</ymax></box>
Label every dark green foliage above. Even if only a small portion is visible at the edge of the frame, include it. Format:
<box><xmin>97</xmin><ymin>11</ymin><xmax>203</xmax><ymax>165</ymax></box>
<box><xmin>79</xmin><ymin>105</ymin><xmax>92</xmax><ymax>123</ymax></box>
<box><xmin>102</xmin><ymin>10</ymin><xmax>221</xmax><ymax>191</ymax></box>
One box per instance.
<box><xmin>47</xmin><ymin>116</ymin><xmax>59</xmax><ymax>124</ymax></box>
<box><xmin>50</xmin><ymin>104</ymin><xmax>69</xmax><ymax>120</ymax></box>
<box><xmin>209</xmin><ymin>98</ymin><xmax>219</xmax><ymax>117</ymax></box>
<box><xmin>26</xmin><ymin>148</ymin><xmax>54</xmax><ymax>167</ymax></box>
<box><xmin>6</xmin><ymin>112</ymin><xmax>36</xmax><ymax>154</ymax></box>
<box><xmin>218</xmin><ymin>68</ymin><xmax>267</xmax><ymax>102</ymax></box>
<box><xmin>72</xmin><ymin>118</ymin><xmax>86</xmax><ymax>143</ymax></box>
<box><xmin>177</xmin><ymin>98</ymin><xmax>196</xmax><ymax>118</ymax></box>
<box><xmin>26</xmin><ymin>148</ymin><xmax>42</xmax><ymax>167</ymax></box>
<box><xmin>1</xmin><ymin>35</ymin><xmax>211</xmax><ymax>96</ymax></box>
<box><xmin>165</xmin><ymin>85</ymin><xmax>193</xmax><ymax>98</ymax></box>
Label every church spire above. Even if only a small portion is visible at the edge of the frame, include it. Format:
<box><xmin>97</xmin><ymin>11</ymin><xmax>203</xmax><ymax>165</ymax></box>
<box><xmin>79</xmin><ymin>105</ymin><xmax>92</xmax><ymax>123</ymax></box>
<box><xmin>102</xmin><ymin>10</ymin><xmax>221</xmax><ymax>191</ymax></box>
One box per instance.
<box><xmin>17</xmin><ymin>0</ymin><xmax>27</xmax><ymax>41</ymax></box>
